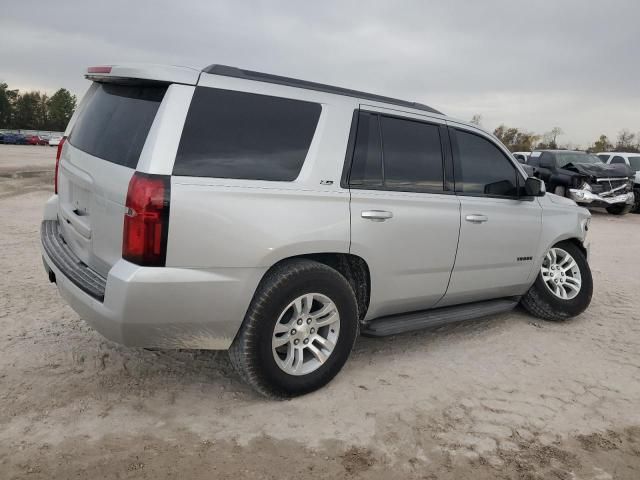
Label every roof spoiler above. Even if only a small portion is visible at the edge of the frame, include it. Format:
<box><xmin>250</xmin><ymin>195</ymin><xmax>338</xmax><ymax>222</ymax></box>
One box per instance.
<box><xmin>85</xmin><ymin>64</ymin><xmax>201</xmax><ymax>85</ymax></box>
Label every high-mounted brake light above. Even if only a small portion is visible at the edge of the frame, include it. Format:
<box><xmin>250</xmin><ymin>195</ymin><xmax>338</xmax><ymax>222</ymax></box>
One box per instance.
<box><xmin>87</xmin><ymin>66</ymin><xmax>112</xmax><ymax>74</ymax></box>
<box><xmin>122</xmin><ymin>172</ymin><xmax>170</xmax><ymax>267</ymax></box>
<box><xmin>54</xmin><ymin>136</ymin><xmax>67</xmax><ymax>194</ymax></box>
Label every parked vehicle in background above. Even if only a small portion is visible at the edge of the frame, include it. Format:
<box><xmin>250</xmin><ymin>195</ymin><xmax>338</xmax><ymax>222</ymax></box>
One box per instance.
<box><xmin>528</xmin><ymin>150</ymin><xmax>635</xmax><ymax>215</ymax></box>
<box><xmin>26</xmin><ymin>135</ymin><xmax>47</xmax><ymax>146</ymax></box>
<box><xmin>2</xmin><ymin>133</ymin><xmax>27</xmax><ymax>145</ymax></box>
<box><xmin>40</xmin><ymin>63</ymin><xmax>593</xmax><ymax>397</ymax></box>
<box><xmin>513</xmin><ymin>151</ymin><xmax>530</xmax><ymax>164</ymax></box>
<box><xmin>0</xmin><ymin>133</ymin><xmax>4</xmax><ymax>144</ymax></box>
<box><xmin>597</xmin><ymin>152</ymin><xmax>640</xmax><ymax>212</ymax></box>
<box><xmin>49</xmin><ymin>136</ymin><xmax>62</xmax><ymax>147</ymax></box>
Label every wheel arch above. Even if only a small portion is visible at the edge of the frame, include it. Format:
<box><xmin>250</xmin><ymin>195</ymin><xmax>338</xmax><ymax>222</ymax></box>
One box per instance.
<box><xmin>255</xmin><ymin>253</ymin><xmax>371</xmax><ymax>321</ymax></box>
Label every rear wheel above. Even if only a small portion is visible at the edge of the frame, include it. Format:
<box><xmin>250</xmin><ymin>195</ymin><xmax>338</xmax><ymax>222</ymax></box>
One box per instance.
<box><xmin>521</xmin><ymin>241</ymin><xmax>592</xmax><ymax>321</ymax></box>
<box><xmin>229</xmin><ymin>259</ymin><xmax>359</xmax><ymax>398</ymax></box>
<box><xmin>606</xmin><ymin>203</ymin><xmax>633</xmax><ymax>215</ymax></box>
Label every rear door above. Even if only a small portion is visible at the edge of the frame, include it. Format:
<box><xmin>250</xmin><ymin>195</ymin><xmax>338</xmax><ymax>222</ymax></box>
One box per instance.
<box><xmin>57</xmin><ymin>82</ymin><xmax>168</xmax><ymax>276</ymax></box>
<box><xmin>347</xmin><ymin>109</ymin><xmax>461</xmax><ymax>319</ymax></box>
<box><xmin>440</xmin><ymin>126</ymin><xmax>542</xmax><ymax>306</ymax></box>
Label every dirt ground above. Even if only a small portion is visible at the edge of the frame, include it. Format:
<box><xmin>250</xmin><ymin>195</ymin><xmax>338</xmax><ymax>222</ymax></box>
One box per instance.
<box><xmin>1</xmin><ymin>144</ymin><xmax>640</xmax><ymax>479</ymax></box>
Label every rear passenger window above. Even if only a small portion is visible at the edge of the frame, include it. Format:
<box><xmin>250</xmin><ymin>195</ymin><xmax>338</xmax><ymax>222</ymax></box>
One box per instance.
<box><xmin>455</xmin><ymin>129</ymin><xmax>519</xmax><ymax>197</ymax></box>
<box><xmin>380</xmin><ymin>116</ymin><xmax>443</xmax><ymax>191</ymax></box>
<box><xmin>610</xmin><ymin>156</ymin><xmax>626</xmax><ymax>164</ymax></box>
<box><xmin>349</xmin><ymin>112</ymin><xmax>444</xmax><ymax>192</ymax></box>
<box><xmin>174</xmin><ymin>88</ymin><xmax>321</xmax><ymax>181</ymax></box>
<box><xmin>349</xmin><ymin>113</ymin><xmax>383</xmax><ymax>187</ymax></box>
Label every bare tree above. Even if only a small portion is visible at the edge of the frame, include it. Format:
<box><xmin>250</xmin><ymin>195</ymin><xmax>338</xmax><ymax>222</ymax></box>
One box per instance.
<box><xmin>470</xmin><ymin>114</ymin><xmax>482</xmax><ymax>127</ymax></box>
<box><xmin>550</xmin><ymin>127</ymin><xmax>564</xmax><ymax>146</ymax></box>
<box><xmin>616</xmin><ymin>129</ymin><xmax>636</xmax><ymax>150</ymax></box>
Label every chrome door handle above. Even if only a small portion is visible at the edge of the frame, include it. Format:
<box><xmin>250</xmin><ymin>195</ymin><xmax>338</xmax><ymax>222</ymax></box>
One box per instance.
<box><xmin>465</xmin><ymin>214</ymin><xmax>488</xmax><ymax>223</ymax></box>
<box><xmin>361</xmin><ymin>210</ymin><xmax>393</xmax><ymax>222</ymax></box>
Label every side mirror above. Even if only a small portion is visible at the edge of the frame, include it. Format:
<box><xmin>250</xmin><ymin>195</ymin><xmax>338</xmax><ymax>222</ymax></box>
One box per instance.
<box><xmin>525</xmin><ymin>177</ymin><xmax>546</xmax><ymax>197</ymax></box>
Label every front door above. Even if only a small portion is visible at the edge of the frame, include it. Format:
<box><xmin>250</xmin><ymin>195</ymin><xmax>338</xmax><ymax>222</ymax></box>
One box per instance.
<box><xmin>440</xmin><ymin>126</ymin><xmax>542</xmax><ymax>306</ymax></box>
<box><xmin>347</xmin><ymin>110</ymin><xmax>461</xmax><ymax>320</ymax></box>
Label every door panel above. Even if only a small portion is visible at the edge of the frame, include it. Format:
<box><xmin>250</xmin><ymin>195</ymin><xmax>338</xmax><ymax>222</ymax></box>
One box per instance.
<box><xmin>350</xmin><ymin>191</ymin><xmax>460</xmax><ymax>319</ymax></box>
<box><xmin>439</xmin><ymin>196</ymin><xmax>541</xmax><ymax>306</ymax></box>
<box><xmin>441</xmin><ymin>124</ymin><xmax>543</xmax><ymax>306</ymax></box>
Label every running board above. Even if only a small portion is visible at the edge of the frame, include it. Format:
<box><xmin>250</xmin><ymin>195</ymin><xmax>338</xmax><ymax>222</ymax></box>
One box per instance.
<box><xmin>361</xmin><ymin>298</ymin><xmax>519</xmax><ymax>337</ymax></box>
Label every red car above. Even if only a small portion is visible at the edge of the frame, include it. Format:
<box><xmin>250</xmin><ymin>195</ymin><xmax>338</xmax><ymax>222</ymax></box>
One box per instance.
<box><xmin>25</xmin><ymin>135</ymin><xmax>47</xmax><ymax>145</ymax></box>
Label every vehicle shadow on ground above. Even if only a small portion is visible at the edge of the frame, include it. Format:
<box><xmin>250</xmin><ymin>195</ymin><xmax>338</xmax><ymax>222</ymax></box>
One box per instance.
<box><xmin>95</xmin><ymin>307</ymin><xmax>544</xmax><ymax>399</ymax></box>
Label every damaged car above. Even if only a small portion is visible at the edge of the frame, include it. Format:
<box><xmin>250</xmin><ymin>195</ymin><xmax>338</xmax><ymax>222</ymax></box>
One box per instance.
<box><xmin>528</xmin><ymin>150</ymin><xmax>635</xmax><ymax>215</ymax></box>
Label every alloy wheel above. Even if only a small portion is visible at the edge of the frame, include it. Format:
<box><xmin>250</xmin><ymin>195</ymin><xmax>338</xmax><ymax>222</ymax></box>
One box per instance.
<box><xmin>541</xmin><ymin>247</ymin><xmax>582</xmax><ymax>300</ymax></box>
<box><xmin>272</xmin><ymin>293</ymin><xmax>340</xmax><ymax>376</ymax></box>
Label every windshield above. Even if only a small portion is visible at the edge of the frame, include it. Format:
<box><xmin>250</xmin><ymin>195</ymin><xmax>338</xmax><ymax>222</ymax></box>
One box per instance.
<box><xmin>555</xmin><ymin>152</ymin><xmax>603</xmax><ymax>168</ymax></box>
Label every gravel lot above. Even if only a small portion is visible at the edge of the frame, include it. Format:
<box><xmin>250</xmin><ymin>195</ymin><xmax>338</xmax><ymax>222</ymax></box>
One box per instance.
<box><xmin>1</xmin><ymin>144</ymin><xmax>640</xmax><ymax>479</ymax></box>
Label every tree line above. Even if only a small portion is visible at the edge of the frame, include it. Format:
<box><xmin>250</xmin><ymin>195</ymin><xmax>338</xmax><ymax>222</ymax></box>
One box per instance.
<box><xmin>0</xmin><ymin>82</ymin><xmax>77</xmax><ymax>132</ymax></box>
<box><xmin>470</xmin><ymin>114</ymin><xmax>640</xmax><ymax>153</ymax></box>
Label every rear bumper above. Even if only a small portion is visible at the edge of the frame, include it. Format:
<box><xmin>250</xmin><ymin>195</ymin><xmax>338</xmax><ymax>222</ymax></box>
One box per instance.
<box><xmin>41</xmin><ymin>220</ymin><xmax>265</xmax><ymax>350</ymax></box>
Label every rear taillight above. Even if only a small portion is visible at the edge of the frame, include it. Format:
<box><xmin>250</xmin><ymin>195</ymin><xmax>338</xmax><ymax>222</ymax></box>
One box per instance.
<box><xmin>54</xmin><ymin>136</ymin><xmax>67</xmax><ymax>194</ymax></box>
<box><xmin>122</xmin><ymin>172</ymin><xmax>170</xmax><ymax>267</ymax></box>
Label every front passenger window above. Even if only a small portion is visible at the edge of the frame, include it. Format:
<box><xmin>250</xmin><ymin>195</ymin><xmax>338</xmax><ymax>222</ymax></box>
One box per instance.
<box><xmin>455</xmin><ymin>130</ymin><xmax>519</xmax><ymax>197</ymax></box>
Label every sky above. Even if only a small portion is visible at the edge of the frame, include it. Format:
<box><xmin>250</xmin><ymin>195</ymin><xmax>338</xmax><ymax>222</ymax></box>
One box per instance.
<box><xmin>1</xmin><ymin>0</ymin><xmax>638</xmax><ymax>147</ymax></box>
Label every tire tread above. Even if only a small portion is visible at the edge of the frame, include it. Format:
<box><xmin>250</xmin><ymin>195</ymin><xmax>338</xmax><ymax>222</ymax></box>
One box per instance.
<box><xmin>229</xmin><ymin>259</ymin><xmax>358</xmax><ymax>398</ymax></box>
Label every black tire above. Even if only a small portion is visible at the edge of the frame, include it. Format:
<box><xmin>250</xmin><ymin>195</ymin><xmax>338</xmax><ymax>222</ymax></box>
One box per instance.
<box><xmin>228</xmin><ymin>259</ymin><xmax>359</xmax><ymax>398</ymax></box>
<box><xmin>632</xmin><ymin>188</ymin><xmax>640</xmax><ymax>214</ymax></box>
<box><xmin>521</xmin><ymin>241</ymin><xmax>592</xmax><ymax>322</ymax></box>
<box><xmin>606</xmin><ymin>203</ymin><xmax>633</xmax><ymax>215</ymax></box>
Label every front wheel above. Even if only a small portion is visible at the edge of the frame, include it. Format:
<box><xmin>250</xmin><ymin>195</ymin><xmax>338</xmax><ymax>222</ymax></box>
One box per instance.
<box><xmin>521</xmin><ymin>241</ymin><xmax>592</xmax><ymax>321</ymax></box>
<box><xmin>606</xmin><ymin>203</ymin><xmax>633</xmax><ymax>215</ymax></box>
<box><xmin>229</xmin><ymin>259</ymin><xmax>359</xmax><ymax>398</ymax></box>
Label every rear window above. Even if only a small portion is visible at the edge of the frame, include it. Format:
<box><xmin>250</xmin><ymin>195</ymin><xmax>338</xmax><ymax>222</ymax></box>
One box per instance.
<box><xmin>173</xmin><ymin>87</ymin><xmax>321</xmax><ymax>181</ymax></box>
<box><xmin>69</xmin><ymin>83</ymin><xmax>167</xmax><ymax>168</ymax></box>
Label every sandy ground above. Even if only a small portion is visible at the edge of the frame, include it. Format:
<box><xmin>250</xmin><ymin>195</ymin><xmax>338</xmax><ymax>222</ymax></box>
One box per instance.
<box><xmin>1</xmin><ymin>145</ymin><xmax>640</xmax><ymax>479</ymax></box>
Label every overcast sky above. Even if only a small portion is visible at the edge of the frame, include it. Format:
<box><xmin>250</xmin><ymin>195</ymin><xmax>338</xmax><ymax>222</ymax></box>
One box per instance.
<box><xmin>2</xmin><ymin>1</ymin><xmax>638</xmax><ymax>147</ymax></box>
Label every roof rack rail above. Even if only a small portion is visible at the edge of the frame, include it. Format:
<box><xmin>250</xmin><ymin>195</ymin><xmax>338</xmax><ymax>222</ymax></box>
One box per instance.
<box><xmin>202</xmin><ymin>64</ymin><xmax>443</xmax><ymax>115</ymax></box>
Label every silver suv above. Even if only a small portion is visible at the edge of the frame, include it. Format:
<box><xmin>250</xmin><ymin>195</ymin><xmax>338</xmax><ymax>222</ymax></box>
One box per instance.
<box><xmin>41</xmin><ymin>64</ymin><xmax>593</xmax><ymax>397</ymax></box>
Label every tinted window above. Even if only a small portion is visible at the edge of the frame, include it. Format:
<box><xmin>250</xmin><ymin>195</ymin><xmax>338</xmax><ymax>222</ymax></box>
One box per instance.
<box><xmin>380</xmin><ymin>116</ymin><xmax>443</xmax><ymax>191</ymax></box>
<box><xmin>69</xmin><ymin>83</ymin><xmax>167</xmax><ymax>168</ymax></box>
<box><xmin>527</xmin><ymin>153</ymin><xmax>540</xmax><ymax>166</ymax></box>
<box><xmin>597</xmin><ymin>154</ymin><xmax>610</xmax><ymax>162</ymax></box>
<box><xmin>455</xmin><ymin>130</ymin><xmax>518</xmax><ymax>197</ymax></box>
<box><xmin>610</xmin><ymin>156</ymin><xmax>626</xmax><ymax>164</ymax></box>
<box><xmin>538</xmin><ymin>152</ymin><xmax>554</xmax><ymax>168</ymax></box>
<box><xmin>628</xmin><ymin>156</ymin><xmax>640</xmax><ymax>171</ymax></box>
<box><xmin>174</xmin><ymin>88</ymin><xmax>321</xmax><ymax>181</ymax></box>
<box><xmin>349</xmin><ymin>113</ymin><xmax>383</xmax><ymax>187</ymax></box>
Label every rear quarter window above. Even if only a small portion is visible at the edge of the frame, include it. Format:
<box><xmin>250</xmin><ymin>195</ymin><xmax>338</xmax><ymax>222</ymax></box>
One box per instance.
<box><xmin>173</xmin><ymin>87</ymin><xmax>321</xmax><ymax>181</ymax></box>
<box><xmin>69</xmin><ymin>83</ymin><xmax>167</xmax><ymax>168</ymax></box>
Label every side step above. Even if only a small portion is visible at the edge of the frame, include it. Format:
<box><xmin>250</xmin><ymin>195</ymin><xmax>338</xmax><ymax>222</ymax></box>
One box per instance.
<box><xmin>361</xmin><ymin>298</ymin><xmax>519</xmax><ymax>337</ymax></box>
